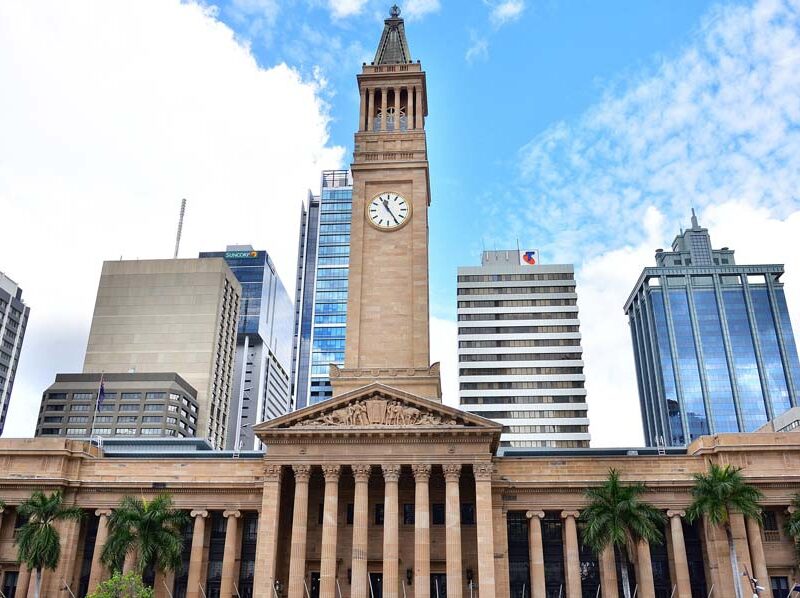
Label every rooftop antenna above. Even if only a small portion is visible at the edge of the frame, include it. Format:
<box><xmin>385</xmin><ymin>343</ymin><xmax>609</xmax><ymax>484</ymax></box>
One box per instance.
<box><xmin>173</xmin><ymin>198</ymin><xmax>187</xmax><ymax>258</ymax></box>
<box><xmin>690</xmin><ymin>207</ymin><xmax>699</xmax><ymax>228</ymax></box>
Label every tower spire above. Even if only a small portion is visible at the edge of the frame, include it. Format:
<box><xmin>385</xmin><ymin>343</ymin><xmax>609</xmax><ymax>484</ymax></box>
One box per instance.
<box><xmin>373</xmin><ymin>5</ymin><xmax>412</xmax><ymax>65</ymax></box>
<box><xmin>691</xmin><ymin>207</ymin><xmax>699</xmax><ymax>228</ymax></box>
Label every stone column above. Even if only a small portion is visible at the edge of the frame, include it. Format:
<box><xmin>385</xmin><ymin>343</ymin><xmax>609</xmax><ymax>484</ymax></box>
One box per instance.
<box><xmin>667</xmin><ymin>510</ymin><xmax>692</xmax><ymax>598</ymax></box>
<box><xmin>412</xmin><ymin>465</ymin><xmax>431</xmax><ymax>598</ymax></box>
<box><xmin>220</xmin><ymin>510</ymin><xmax>241</xmax><ymax>598</ymax></box>
<box><xmin>444</xmin><ymin>464</ymin><xmax>463</xmax><ymax>598</ymax></box>
<box><xmin>561</xmin><ymin>511</ymin><xmax>582</xmax><ymax>598</ymax></box>
<box><xmin>635</xmin><ymin>540</ymin><xmax>655</xmax><ymax>598</ymax></box>
<box><xmin>393</xmin><ymin>86</ymin><xmax>402</xmax><ymax>131</ymax></box>
<box><xmin>187</xmin><ymin>510</ymin><xmax>209</xmax><ymax>598</ymax></box>
<box><xmin>474</xmin><ymin>462</ymin><xmax>496</xmax><ymax>598</ymax></box>
<box><xmin>745</xmin><ymin>516</ymin><xmax>769</xmax><ymax>593</ymax></box>
<box><xmin>731</xmin><ymin>512</ymin><xmax>753</xmax><ymax>597</ymax></box>
<box><xmin>88</xmin><ymin>509</ymin><xmax>112</xmax><ymax>593</ymax></box>
<box><xmin>288</xmin><ymin>464</ymin><xmax>312</xmax><ymax>598</ymax></box>
<box><xmin>367</xmin><ymin>89</ymin><xmax>375</xmax><ymax>132</ymax></box>
<box><xmin>351</xmin><ymin>464</ymin><xmax>372</xmax><ymax>598</ymax></box>
<box><xmin>359</xmin><ymin>88</ymin><xmax>366</xmax><ymax>131</ymax></box>
<box><xmin>380</xmin><ymin>87</ymin><xmax>388</xmax><ymax>131</ymax></box>
<box><xmin>526</xmin><ymin>511</ymin><xmax>546</xmax><ymax>598</ymax></box>
<box><xmin>155</xmin><ymin>570</ymin><xmax>176</xmax><ymax>598</ymax></box>
<box><xmin>415</xmin><ymin>86</ymin><xmax>423</xmax><ymax>129</ymax></box>
<box><xmin>320</xmin><ymin>465</ymin><xmax>341</xmax><ymax>598</ymax></box>
<box><xmin>599</xmin><ymin>546</ymin><xmax>619</xmax><ymax>598</ymax></box>
<box><xmin>382</xmin><ymin>464</ymin><xmax>401</xmax><ymax>598</ymax></box>
<box><xmin>253</xmin><ymin>464</ymin><xmax>282</xmax><ymax>598</ymax></box>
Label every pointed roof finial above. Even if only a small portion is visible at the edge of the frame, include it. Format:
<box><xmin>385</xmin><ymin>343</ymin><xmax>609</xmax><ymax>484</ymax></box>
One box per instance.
<box><xmin>373</xmin><ymin>4</ymin><xmax>411</xmax><ymax>64</ymax></box>
<box><xmin>691</xmin><ymin>207</ymin><xmax>699</xmax><ymax>228</ymax></box>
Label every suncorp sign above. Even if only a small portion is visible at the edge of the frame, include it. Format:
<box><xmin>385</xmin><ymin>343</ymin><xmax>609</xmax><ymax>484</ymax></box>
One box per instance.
<box><xmin>225</xmin><ymin>251</ymin><xmax>259</xmax><ymax>259</ymax></box>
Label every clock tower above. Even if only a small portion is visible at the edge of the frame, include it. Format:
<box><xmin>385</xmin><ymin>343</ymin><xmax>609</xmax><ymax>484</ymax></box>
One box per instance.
<box><xmin>330</xmin><ymin>5</ymin><xmax>441</xmax><ymax>400</ymax></box>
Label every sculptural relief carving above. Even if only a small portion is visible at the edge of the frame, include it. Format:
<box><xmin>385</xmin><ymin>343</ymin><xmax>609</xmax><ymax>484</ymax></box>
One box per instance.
<box><xmin>295</xmin><ymin>398</ymin><xmax>460</xmax><ymax>428</ymax></box>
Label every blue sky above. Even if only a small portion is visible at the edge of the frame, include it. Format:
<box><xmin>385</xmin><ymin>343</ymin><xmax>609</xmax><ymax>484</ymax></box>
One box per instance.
<box><xmin>2</xmin><ymin>0</ymin><xmax>799</xmax><ymax>444</ymax></box>
<box><xmin>215</xmin><ymin>0</ymin><xmax>729</xmax><ymax>317</ymax></box>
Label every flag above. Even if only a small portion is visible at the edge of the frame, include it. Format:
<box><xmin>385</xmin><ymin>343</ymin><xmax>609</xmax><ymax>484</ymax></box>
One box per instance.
<box><xmin>97</xmin><ymin>376</ymin><xmax>106</xmax><ymax>408</ymax></box>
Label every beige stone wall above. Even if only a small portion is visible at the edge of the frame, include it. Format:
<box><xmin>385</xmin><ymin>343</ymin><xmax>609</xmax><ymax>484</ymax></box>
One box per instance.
<box><xmin>82</xmin><ymin>258</ymin><xmax>241</xmax><ymax>447</ymax></box>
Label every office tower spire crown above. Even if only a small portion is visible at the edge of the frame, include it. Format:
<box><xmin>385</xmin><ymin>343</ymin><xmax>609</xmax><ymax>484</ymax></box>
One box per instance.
<box><xmin>373</xmin><ymin>5</ymin><xmax>412</xmax><ymax>65</ymax></box>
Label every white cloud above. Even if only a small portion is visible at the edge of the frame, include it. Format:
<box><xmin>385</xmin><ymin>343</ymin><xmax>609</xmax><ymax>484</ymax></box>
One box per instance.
<box><xmin>465</xmin><ymin>34</ymin><xmax>489</xmax><ymax>64</ymax></box>
<box><xmin>580</xmin><ymin>202</ymin><xmax>800</xmax><ymax>447</ymax></box>
<box><xmin>430</xmin><ymin>316</ymin><xmax>459</xmax><ymax>408</ymax></box>
<box><xmin>0</xmin><ymin>0</ymin><xmax>344</xmax><ymax>437</ymax></box>
<box><xmin>403</xmin><ymin>0</ymin><xmax>441</xmax><ymax>21</ymax></box>
<box><xmin>328</xmin><ymin>0</ymin><xmax>369</xmax><ymax>19</ymax></box>
<box><xmin>489</xmin><ymin>0</ymin><xmax>525</xmax><ymax>28</ymax></box>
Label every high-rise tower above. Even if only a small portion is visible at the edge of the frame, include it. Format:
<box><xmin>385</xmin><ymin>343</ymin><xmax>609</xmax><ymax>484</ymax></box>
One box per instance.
<box><xmin>331</xmin><ymin>5</ymin><xmax>441</xmax><ymax>399</ymax></box>
<box><xmin>0</xmin><ymin>271</ymin><xmax>29</xmax><ymax>434</ymax></box>
<box><xmin>625</xmin><ymin>211</ymin><xmax>800</xmax><ymax>446</ymax></box>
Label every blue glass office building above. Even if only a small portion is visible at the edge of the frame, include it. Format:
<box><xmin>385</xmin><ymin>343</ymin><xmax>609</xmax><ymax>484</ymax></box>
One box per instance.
<box><xmin>199</xmin><ymin>246</ymin><xmax>294</xmax><ymax>449</ymax></box>
<box><xmin>291</xmin><ymin>170</ymin><xmax>352</xmax><ymax>409</ymax></box>
<box><xmin>624</xmin><ymin>212</ymin><xmax>800</xmax><ymax>446</ymax></box>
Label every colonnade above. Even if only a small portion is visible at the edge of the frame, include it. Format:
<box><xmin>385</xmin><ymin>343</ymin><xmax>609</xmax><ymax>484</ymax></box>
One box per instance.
<box><xmin>256</xmin><ymin>462</ymin><xmax>496</xmax><ymax>598</ymax></box>
<box><xmin>358</xmin><ymin>85</ymin><xmax>424</xmax><ymax>132</ymax></box>
<box><xmin>523</xmin><ymin>508</ymin><xmax>773</xmax><ymax>598</ymax></box>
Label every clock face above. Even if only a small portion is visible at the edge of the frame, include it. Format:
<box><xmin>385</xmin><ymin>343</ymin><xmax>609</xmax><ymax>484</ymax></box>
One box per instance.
<box><xmin>367</xmin><ymin>192</ymin><xmax>412</xmax><ymax>231</ymax></box>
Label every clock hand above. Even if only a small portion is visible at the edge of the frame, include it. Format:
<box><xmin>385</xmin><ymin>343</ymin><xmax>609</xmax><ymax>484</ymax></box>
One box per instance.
<box><xmin>381</xmin><ymin>198</ymin><xmax>399</xmax><ymax>225</ymax></box>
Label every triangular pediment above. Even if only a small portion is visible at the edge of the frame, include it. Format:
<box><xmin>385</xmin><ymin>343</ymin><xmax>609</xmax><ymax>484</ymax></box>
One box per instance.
<box><xmin>254</xmin><ymin>383</ymin><xmax>501</xmax><ymax>434</ymax></box>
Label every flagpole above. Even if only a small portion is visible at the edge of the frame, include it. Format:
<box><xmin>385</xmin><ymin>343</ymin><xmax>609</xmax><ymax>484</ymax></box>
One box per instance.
<box><xmin>89</xmin><ymin>372</ymin><xmax>105</xmax><ymax>443</ymax></box>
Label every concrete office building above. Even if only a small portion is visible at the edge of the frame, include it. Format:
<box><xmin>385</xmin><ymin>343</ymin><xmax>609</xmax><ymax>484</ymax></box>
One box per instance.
<box><xmin>625</xmin><ymin>211</ymin><xmax>800</xmax><ymax>447</ymax></box>
<box><xmin>457</xmin><ymin>251</ymin><xmax>590</xmax><ymax>449</ymax></box>
<box><xmin>199</xmin><ymin>246</ymin><xmax>294</xmax><ymax>450</ymax></box>
<box><xmin>0</xmin><ymin>272</ymin><xmax>29</xmax><ymax>435</ymax></box>
<box><xmin>291</xmin><ymin>170</ymin><xmax>353</xmax><ymax>409</ymax></box>
<box><xmin>82</xmin><ymin>259</ymin><xmax>240</xmax><ymax>448</ymax></box>
<box><xmin>35</xmin><ymin>373</ymin><xmax>199</xmax><ymax>439</ymax></box>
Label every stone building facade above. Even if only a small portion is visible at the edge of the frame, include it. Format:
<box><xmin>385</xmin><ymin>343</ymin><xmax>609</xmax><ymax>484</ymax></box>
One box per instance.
<box><xmin>0</xmin><ymin>405</ymin><xmax>798</xmax><ymax>598</ymax></box>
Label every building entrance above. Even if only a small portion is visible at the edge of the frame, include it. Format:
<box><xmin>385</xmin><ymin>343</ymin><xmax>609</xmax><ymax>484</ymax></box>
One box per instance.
<box><xmin>431</xmin><ymin>573</ymin><xmax>447</xmax><ymax>598</ymax></box>
<box><xmin>369</xmin><ymin>572</ymin><xmax>383</xmax><ymax>598</ymax></box>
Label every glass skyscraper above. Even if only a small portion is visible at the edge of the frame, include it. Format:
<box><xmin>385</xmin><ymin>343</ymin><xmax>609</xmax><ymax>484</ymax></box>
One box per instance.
<box><xmin>291</xmin><ymin>170</ymin><xmax>352</xmax><ymax>409</ymax></box>
<box><xmin>624</xmin><ymin>211</ymin><xmax>800</xmax><ymax>446</ymax></box>
<box><xmin>199</xmin><ymin>246</ymin><xmax>294</xmax><ymax>449</ymax></box>
<box><xmin>0</xmin><ymin>271</ymin><xmax>29</xmax><ymax>435</ymax></box>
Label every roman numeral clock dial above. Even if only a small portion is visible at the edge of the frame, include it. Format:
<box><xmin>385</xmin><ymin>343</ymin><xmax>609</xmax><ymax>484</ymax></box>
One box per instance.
<box><xmin>367</xmin><ymin>192</ymin><xmax>412</xmax><ymax>231</ymax></box>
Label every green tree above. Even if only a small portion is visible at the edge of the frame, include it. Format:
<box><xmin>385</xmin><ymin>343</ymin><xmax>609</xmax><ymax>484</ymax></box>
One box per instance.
<box><xmin>580</xmin><ymin>468</ymin><xmax>666</xmax><ymax>598</ymax></box>
<box><xmin>101</xmin><ymin>493</ymin><xmax>189</xmax><ymax>580</ymax></box>
<box><xmin>86</xmin><ymin>571</ymin><xmax>154</xmax><ymax>598</ymax></box>
<box><xmin>686</xmin><ymin>464</ymin><xmax>763</xmax><ymax>598</ymax></box>
<box><xmin>15</xmin><ymin>490</ymin><xmax>84</xmax><ymax>598</ymax></box>
<box><xmin>785</xmin><ymin>493</ymin><xmax>800</xmax><ymax>561</ymax></box>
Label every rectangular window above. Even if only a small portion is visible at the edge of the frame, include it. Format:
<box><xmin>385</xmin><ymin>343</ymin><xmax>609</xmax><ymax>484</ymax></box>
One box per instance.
<box><xmin>461</xmin><ymin>503</ymin><xmax>476</xmax><ymax>525</ymax></box>
<box><xmin>71</xmin><ymin>404</ymin><xmax>90</xmax><ymax>412</ymax></box>
<box><xmin>141</xmin><ymin>416</ymin><xmax>162</xmax><ymax>423</ymax></box>
<box><xmin>95</xmin><ymin>416</ymin><xmax>113</xmax><ymax>423</ymax></box>
<box><xmin>141</xmin><ymin>428</ymin><xmax>161</xmax><ymax>435</ymax></box>
<box><xmin>67</xmin><ymin>416</ymin><xmax>89</xmax><ymax>423</ymax></box>
<box><xmin>43</xmin><ymin>416</ymin><xmax>62</xmax><ymax>423</ymax></box>
<box><xmin>168</xmin><ymin>405</ymin><xmax>179</xmax><ymax>412</ymax></box>
<box><xmin>117</xmin><ymin>416</ymin><xmax>137</xmax><ymax>423</ymax></box>
<box><xmin>144</xmin><ymin>404</ymin><xmax>163</xmax><ymax>412</ymax></box>
<box><xmin>170</xmin><ymin>393</ymin><xmax>181</xmax><ymax>402</ymax></box>
<box><xmin>403</xmin><ymin>504</ymin><xmax>414</xmax><ymax>525</ymax></box>
<box><xmin>374</xmin><ymin>504</ymin><xmax>384</xmax><ymax>526</ymax></box>
<box><xmin>115</xmin><ymin>428</ymin><xmax>136</xmax><ymax>435</ymax></box>
<box><xmin>72</xmin><ymin>392</ymin><xmax>93</xmax><ymax>400</ymax></box>
<box><xmin>119</xmin><ymin>404</ymin><xmax>139</xmax><ymax>412</ymax></box>
<box><xmin>98</xmin><ymin>404</ymin><xmax>115</xmax><ymax>412</ymax></box>
<box><xmin>145</xmin><ymin>392</ymin><xmax>165</xmax><ymax>400</ymax></box>
<box><xmin>166</xmin><ymin>417</ymin><xmax>177</xmax><ymax>424</ymax></box>
<box><xmin>431</xmin><ymin>504</ymin><xmax>445</xmax><ymax>525</ymax></box>
<box><xmin>121</xmin><ymin>392</ymin><xmax>141</xmax><ymax>400</ymax></box>
<box><xmin>95</xmin><ymin>428</ymin><xmax>112</xmax><ymax>435</ymax></box>
<box><xmin>47</xmin><ymin>392</ymin><xmax>67</xmax><ymax>401</ymax></box>
<box><xmin>66</xmin><ymin>428</ymin><xmax>86</xmax><ymax>435</ymax></box>
<box><xmin>46</xmin><ymin>404</ymin><xmax>66</xmax><ymax>411</ymax></box>
<box><xmin>770</xmin><ymin>577</ymin><xmax>789</xmax><ymax>598</ymax></box>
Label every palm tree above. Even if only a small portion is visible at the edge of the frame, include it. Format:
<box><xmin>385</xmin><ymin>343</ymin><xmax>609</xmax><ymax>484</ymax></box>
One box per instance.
<box><xmin>101</xmin><ymin>494</ymin><xmax>189</xmax><ymax>582</ymax></box>
<box><xmin>686</xmin><ymin>463</ymin><xmax>763</xmax><ymax>598</ymax></box>
<box><xmin>580</xmin><ymin>468</ymin><xmax>666</xmax><ymax>598</ymax></box>
<box><xmin>15</xmin><ymin>490</ymin><xmax>85</xmax><ymax>598</ymax></box>
<box><xmin>785</xmin><ymin>493</ymin><xmax>800</xmax><ymax>560</ymax></box>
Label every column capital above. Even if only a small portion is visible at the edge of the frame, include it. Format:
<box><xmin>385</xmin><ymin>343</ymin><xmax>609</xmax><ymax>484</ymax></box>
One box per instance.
<box><xmin>352</xmin><ymin>463</ymin><xmax>372</xmax><ymax>481</ymax></box>
<box><xmin>190</xmin><ymin>509</ymin><xmax>209</xmax><ymax>518</ymax></box>
<box><xmin>526</xmin><ymin>510</ymin><xmax>545</xmax><ymax>520</ymax></box>
<box><xmin>412</xmin><ymin>463</ymin><xmax>431</xmax><ymax>481</ymax></box>
<box><xmin>443</xmin><ymin>463</ymin><xmax>462</xmax><ymax>481</ymax></box>
<box><xmin>95</xmin><ymin>509</ymin><xmax>112</xmax><ymax>517</ymax></box>
<box><xmin>473</xmin><ymin>461</ymin><xmax>494</xmax><ymax>481</ymax></box>
<box><xmin>322</xmin><ymin>464</ymin><xmax>341</xmax><ymax>481</ymax></box>
<box><xmin>382</xmin><ymin>463</ymin><xmax>402</xmax><ymax>482</ymax></box>
<box><xmin>223</xmin><ymin>510</ymin><xmax>241</xmax><ymax>519</ymax></box>
<box><xmin>293</xmin><ymin>464</ymin><xmax>312</xmax><ymax>482</ymax></box>
<box><xmin>265</xmin><ymin>463</ymin><xmax>282</xmax><ymax>481</ymax></box>
<box><xmin>667</xmin><ymin>509</ymin><xmax>686</xmax><ymax>518</ymax></box>
<box><xmin>561</xmin><ymin>510</ymin><xmax>580</xmax><ymax>520</ymax></box>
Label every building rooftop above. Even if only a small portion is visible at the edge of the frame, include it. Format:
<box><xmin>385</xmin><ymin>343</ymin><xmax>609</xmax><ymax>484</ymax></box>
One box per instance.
<box><xmin>373</xmin><ymin>5</ymin><xmax>412</xmax><ymax>65</ymax></box>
